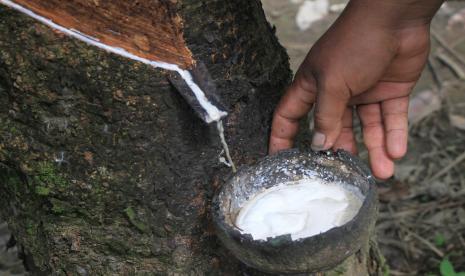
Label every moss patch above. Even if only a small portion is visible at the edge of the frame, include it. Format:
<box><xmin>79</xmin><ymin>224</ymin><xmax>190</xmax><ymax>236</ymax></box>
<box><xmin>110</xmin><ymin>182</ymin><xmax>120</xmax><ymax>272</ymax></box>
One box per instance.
<box><xmin>35</xmin><ymin>185</ymin><xmax>50</xmax><ymax>196</ymax></box>
<box><xmin>124</xmin><ymin>207</ymin><xmax>149</xmax><ymax>233</ymax></box>
<box><xmin>32</xmin><ymin>162</ymin><xmax>68</xmax><ymax>196</ymax></box>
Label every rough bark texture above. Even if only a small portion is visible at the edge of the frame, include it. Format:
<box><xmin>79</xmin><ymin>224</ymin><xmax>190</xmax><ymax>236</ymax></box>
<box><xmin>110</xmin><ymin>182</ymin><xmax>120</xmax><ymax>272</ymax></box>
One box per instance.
<box><xmin>0</xmin><ymin>0</ymin><xmax>290</xmax><ymax>274</ymax></box>
<box><xmin>0</xmin><ymin>0</ymin><xmax>384</xmax><ymax>275</ymax></box>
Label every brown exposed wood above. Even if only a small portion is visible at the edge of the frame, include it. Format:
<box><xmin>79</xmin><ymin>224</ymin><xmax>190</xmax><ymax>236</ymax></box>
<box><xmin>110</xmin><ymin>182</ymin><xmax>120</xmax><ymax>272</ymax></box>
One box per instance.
<box><xmin>12</xmin><ymin>0</ymin><xmax>194</xmax><ymax>68</ymax></box>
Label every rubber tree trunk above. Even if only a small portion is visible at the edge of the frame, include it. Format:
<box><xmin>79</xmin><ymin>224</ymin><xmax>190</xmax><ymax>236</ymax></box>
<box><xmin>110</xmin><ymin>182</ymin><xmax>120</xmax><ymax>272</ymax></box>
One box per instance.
<box><xmin>0</xmin><ymin>0</ymin><xmax>384</xmax><ymax>274</ymax></box>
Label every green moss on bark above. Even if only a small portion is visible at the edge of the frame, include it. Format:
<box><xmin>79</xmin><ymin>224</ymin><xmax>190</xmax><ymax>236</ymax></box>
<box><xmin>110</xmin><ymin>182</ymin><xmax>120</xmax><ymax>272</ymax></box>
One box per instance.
<box><xmin>32</xmin><ymin>162</ymin><xmax>68</xmax><ymax>196</ymax></box>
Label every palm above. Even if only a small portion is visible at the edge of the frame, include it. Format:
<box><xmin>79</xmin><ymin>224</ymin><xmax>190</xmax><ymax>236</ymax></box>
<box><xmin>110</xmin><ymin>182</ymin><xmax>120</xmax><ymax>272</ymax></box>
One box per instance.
<box><xmin>336</xmin><ymin>25</ymin><xmax>430</xmax><ymax>179</ymax></box>
<box><xmin>269</xmin><ymin>20</ymin><xmax>431</xmax><ymax>179</ymax></box>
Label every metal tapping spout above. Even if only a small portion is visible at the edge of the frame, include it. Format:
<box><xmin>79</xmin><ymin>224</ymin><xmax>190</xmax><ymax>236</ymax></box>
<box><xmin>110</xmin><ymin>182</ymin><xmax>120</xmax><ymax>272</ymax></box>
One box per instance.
<box><xmin>168</xmin><ymin>62</ymin><xmax>228</xmax><ymax>124</ymax></box>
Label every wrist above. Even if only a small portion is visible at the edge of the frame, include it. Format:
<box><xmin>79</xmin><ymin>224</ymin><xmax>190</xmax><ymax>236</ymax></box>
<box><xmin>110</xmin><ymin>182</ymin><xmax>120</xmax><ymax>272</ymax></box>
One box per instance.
<box><xmin>344</xmin><ymin>0</ymin><xmax>444</xmax><ymax>30</ymax></box>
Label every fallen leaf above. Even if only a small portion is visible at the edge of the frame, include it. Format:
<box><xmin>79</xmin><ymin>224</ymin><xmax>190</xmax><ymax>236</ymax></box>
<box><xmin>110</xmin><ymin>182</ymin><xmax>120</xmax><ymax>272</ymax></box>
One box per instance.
<box><xmin>329</xmin><ymin>3</ymin><xmax>346</xmax><ymax>13</ymax></box>
<box><xmin>449</xmin><ymin>114</ymin><xmax>465</xmax><ymax>130</ymax></box>
<box><xmin>408</xmin><ymin>90</ymin><xmax>441</xmax><ymax>124</ymax></box>
<box><xmin>378</xmin><ymin>180</ymin><xmax>411</xmax><ymax>203</ymax></box>
<box><xmin>295</xmin><ymin>0</ymin><xmax>328</xmax><ymax>31</ymax></box>
<box><xmin>447</xmin><ymin>7</ymin><xmax>465</xmax><ymax>30</ymax></box>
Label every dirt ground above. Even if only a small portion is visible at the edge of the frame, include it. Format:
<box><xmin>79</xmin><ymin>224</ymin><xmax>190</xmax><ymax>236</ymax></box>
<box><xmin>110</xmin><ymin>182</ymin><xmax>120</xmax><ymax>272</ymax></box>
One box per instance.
<box><xmin>261</xmin><ymin>0</ymin><xmax>465</xmax><ymax>275</ymax></box>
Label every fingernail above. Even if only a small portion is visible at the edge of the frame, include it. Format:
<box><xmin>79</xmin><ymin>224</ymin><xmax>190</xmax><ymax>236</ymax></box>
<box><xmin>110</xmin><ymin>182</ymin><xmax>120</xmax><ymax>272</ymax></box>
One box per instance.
<box><xmin>311</xmin><ymin>132</ymin><xmax>326</xmax><ymax>151</ymax></box>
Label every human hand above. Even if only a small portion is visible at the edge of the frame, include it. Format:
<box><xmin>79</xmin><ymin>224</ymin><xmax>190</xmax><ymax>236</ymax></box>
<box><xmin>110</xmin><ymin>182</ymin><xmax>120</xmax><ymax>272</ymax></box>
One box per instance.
<box><xmin>269</xmin><ymin>0</ymin><xmax>443</xmax><ymax>179</ymax></box>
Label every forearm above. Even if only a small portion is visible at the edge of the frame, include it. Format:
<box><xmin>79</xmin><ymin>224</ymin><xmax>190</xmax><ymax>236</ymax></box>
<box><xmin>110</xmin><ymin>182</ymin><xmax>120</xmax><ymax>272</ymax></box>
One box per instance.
<box><xmin>343</xmin><ymin>0</ymin><xmax>445</xmax><ymax>29</ymax></box>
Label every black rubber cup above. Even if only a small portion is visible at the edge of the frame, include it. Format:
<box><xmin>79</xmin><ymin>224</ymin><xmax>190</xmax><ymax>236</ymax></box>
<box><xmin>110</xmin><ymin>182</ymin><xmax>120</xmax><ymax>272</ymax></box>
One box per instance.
<box><xmin>212</xmin><ymin>149</ymin><xmax>378</xmax><ymax>274</ymax></box>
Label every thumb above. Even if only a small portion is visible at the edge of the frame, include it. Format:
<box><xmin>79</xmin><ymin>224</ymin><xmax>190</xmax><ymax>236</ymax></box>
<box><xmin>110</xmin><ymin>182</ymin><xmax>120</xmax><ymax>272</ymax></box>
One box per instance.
<box><xmin>311</xmin><ymin>80</ymin><xmax>350</xmax><ymax>151</ymax></box>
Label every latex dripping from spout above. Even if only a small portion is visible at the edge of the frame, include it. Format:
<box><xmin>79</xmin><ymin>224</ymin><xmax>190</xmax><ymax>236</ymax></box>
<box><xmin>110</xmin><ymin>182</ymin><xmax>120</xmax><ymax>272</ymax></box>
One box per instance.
<box><xmin>217</xmin><ymin>120</ymin><xmax>237</xmax><ymax>173</ymax></box>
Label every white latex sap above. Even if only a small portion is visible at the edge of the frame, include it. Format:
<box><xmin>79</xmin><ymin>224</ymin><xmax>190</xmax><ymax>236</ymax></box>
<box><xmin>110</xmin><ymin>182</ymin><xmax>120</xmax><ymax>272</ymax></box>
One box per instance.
<box><xmin>235</xmin><ymin>179</ymin><xmax>363</xmax><ymax>241</ymax></box>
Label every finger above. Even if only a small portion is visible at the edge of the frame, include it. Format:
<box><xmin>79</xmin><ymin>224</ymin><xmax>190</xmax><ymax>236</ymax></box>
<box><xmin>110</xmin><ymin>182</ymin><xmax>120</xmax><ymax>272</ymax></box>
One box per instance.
<box><xmin>332</xmin><ymin>107</ymin><xmax>357</xmax><ymax>155</ymax></box>
<box><xmin>349</xmin><ymin>81</ymin><xmax>414</xmax><ymax>105</ymax></box>
<box><xmin>357</xmin><ymin>103</ymin><xmax>394</xmax><ymax>179</ymax></box>
<box><xmin>381</xmin><ymin>96</ymin><xmax>409</xmax><ymax>159</ymax></box>
<box><xmin>269</xmin><ymin>72</ymin><xmax>317</xmax><ymax>154</ymax></box>
<box><xmin>311</xmin><ymin>78</ymin><xmax>350</xmax><ymax>151</ymax></box>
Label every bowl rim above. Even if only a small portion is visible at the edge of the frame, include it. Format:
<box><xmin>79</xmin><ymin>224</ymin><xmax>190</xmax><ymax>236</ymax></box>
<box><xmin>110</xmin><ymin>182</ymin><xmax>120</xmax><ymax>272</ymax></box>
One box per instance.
<box><xmin>211</xmin><ymin>148</ymin><xmax>378</xmax><ymax>273</ymax></box>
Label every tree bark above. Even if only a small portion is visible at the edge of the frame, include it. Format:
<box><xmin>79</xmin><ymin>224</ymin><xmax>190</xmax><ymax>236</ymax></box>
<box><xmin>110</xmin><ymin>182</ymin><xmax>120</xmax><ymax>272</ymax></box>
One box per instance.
<box><xmin>0</xmin><ymin>0</ymin><xmax>291</xmax><ymax>274</ymax></box>
<box><xmin>0</xmin><ymin>0</ymin><xmax>384</xmax><ymax>275</ymax></box>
